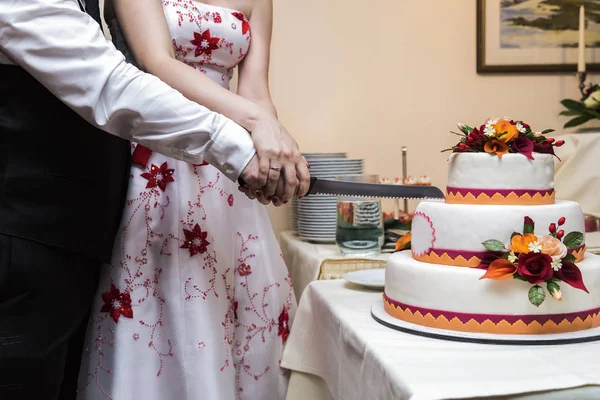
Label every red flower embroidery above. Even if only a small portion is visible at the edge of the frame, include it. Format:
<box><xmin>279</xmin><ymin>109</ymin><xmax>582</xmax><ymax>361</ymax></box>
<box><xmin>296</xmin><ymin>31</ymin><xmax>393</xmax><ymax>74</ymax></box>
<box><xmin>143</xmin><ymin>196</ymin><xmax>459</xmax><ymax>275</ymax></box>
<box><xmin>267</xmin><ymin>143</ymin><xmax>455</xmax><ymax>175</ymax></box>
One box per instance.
<box><xmin>232</xmin><ymin>12</ymin><xmax>250</xmax><ymax>35</ymax></box>
<box><xmin>278</xmin><ymin>307</ymin><xmax>290</xmax><ymax>344</ymax></box>
<box><xmin>190</xmin><ymin>29</ymin><xmax>221</xmax><ymax>57</ymax></box>
<box><xmin>213</xmin><ymin>12</ymin><xmax>222</xmax><ymax>23</ymax></box>
<box><xmin>100</xmin><ymin>284</ymin><xmax>133</xmax><ymax>323</ymax></box>
<box><xmin>180</xmin><ymin>224</ymin><xmax>211</xmax><ymax>256</ymax></box>
<box><xmin>228</xmin><ymin>194</ymin><xmax>234</xmax><ymax>207</ymax></box>
<box><xmin>238</xmin><ymin>263</ymin><xmax>252</xmax><ymax>276</ymax></box>
<box><xmin>192</xmin><ymin>161</ymin><xmax>209</xmax><ymax>167</ymax></box>
<box><xmin>141</xmin><ymin>162</ymin><xmax>175</xmax><ymax>191</ymax></box>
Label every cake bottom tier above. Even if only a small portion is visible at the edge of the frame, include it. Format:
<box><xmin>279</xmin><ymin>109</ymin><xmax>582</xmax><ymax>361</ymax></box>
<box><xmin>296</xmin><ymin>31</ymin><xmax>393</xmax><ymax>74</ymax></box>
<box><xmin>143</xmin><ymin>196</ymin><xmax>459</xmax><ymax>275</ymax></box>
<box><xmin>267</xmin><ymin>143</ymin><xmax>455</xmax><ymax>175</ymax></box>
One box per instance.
<box><xmin>384</xmin><ymin>251</ymin><xmax>600</xmax><ymax>334</ymax></box>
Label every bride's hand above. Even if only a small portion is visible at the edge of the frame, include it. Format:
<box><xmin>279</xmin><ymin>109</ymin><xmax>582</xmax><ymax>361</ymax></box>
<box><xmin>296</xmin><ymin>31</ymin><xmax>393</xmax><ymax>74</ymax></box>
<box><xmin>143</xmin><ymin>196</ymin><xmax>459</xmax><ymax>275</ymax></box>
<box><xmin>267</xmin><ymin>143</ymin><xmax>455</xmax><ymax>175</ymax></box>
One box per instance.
<box><xmin>248</xmin><ymin>112</ymin><xmax>310</xmax><ymax>202</ymax></box>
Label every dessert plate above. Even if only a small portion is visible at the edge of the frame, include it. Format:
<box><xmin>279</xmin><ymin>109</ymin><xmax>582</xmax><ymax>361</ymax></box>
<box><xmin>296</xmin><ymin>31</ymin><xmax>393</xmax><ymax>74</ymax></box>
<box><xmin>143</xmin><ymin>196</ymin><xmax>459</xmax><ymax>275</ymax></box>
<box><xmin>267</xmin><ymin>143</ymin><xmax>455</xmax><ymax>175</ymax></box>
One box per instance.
<box><xmin>343</xmin><ymin>269</ymin><xmax>385</xmax><ymax>290</ymax></box>
<box><xmin>371</xmin><ymin>297</ymin><xmax>600</xmax><ymax>345</ymax></box>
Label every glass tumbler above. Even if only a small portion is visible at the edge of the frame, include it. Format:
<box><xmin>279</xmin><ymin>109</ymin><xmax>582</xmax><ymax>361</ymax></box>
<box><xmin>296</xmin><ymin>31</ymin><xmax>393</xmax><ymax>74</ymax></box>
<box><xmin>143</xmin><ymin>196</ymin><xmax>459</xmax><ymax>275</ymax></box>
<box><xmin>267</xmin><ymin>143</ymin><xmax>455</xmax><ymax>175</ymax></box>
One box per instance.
<box><xmin>335</xmin><ymin>174</ymin><xmax>384</xmax><ymax>256</ymax></box>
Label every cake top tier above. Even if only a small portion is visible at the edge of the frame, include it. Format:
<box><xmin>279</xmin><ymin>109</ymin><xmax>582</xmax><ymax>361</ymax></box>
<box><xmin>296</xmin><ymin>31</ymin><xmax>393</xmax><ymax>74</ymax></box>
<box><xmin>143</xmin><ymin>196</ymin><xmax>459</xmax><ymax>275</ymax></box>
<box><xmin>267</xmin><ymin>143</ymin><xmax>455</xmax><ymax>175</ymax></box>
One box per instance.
<box><xmin>444</xmin><ymin>118</ymin><xmax>563</xmax><ymax>206</ymax></box>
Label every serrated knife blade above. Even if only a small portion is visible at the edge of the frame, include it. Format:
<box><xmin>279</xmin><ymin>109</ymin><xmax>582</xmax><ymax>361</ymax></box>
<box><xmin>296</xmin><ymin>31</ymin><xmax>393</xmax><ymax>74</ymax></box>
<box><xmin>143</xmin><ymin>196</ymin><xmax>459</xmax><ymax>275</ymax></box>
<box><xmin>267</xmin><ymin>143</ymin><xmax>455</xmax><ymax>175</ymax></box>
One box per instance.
<box><xmin>238</xmin><ymin>177</ymin><xmax>445</xmax><ymax>200</ymax></box>
<box><xmin>307</xmin><ymin>177</ymin><xmax>445</xmax><ymax>200</ymax></box>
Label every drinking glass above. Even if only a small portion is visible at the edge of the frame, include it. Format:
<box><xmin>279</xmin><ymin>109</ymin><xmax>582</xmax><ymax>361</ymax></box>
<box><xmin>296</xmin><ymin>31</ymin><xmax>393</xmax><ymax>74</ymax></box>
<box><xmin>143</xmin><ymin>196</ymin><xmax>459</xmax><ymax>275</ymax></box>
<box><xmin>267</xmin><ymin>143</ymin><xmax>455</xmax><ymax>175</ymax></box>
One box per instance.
<box><xmin>335</xmin><ymin>174</ymin><xmax>384</xmax><ymax>256</ymax></box>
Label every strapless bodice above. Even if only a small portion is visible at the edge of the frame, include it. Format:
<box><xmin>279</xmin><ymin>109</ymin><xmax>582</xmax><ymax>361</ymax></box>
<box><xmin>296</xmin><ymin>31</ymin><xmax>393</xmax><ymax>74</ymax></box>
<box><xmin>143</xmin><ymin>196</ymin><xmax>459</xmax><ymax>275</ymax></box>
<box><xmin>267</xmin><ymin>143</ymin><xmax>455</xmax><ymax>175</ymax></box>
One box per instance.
<box><xmin>162</xmin><ymin>0</ymin><xmax>251</xmax><ymax>88</ymax></box>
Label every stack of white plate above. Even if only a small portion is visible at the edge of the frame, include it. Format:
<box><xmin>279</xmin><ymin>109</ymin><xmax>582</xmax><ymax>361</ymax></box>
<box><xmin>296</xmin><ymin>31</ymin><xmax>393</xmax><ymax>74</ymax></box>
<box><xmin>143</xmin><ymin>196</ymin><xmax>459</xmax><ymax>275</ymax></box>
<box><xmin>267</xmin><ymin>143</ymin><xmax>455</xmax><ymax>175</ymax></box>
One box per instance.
<box><xmin>292</xmin><ymin>153</ymin><xmax>364</xmax><ymax>243</ymax></box>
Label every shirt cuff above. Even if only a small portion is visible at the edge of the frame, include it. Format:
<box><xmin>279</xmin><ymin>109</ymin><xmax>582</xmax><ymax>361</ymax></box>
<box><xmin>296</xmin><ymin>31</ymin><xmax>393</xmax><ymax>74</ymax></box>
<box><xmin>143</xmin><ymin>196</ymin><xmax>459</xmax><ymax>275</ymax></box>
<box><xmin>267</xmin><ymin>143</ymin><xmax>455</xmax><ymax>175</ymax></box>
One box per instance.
<box><xmin>205</xmin><ymin>117</ymin><xmax>256</xmax><ymax>182</ymax></box>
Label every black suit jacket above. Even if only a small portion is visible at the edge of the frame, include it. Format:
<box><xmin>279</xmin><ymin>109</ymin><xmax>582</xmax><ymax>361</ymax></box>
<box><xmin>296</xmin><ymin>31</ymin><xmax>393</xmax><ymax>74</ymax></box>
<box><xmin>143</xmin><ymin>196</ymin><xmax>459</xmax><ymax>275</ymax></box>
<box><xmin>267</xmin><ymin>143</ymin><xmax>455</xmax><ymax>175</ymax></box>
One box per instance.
<box><xmin>0</xmin><ymin>0</ymin><xmax>130</xmax><ymax>262</ymax></box>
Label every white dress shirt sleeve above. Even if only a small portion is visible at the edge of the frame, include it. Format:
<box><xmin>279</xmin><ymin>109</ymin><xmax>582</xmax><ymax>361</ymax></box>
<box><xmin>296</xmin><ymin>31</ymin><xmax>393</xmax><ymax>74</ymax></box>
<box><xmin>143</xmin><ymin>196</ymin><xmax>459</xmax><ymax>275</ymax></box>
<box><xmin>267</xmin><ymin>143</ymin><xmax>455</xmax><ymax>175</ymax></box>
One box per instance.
<box><xmin>0</xmin><ymin>0</ymin><xmax>255</xmax><ymax>181</ymax></box>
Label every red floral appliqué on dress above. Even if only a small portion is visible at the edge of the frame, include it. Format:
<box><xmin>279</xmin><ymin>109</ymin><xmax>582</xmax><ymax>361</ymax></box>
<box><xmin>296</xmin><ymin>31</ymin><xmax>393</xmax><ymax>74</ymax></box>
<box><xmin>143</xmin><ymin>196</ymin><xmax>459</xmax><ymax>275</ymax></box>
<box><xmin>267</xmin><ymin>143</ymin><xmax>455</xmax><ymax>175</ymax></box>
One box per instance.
<box><xmin>141</xmin><ymin>162</ymin><xmax>175</xmax><ymax>191</ymax></box>
<box><xmin>190</xmin><ymin>29</ymin><xmax>221</xmax><ymax>57</ymax></box>
<box><xmin>101</xmin><ymin>284</ymin><xmax>133</xmax><ymax>323</ymax></box>
<box><xmin>232</xmin><ymin>12</ymin><xmax>250</xmax><ymax>35</ymax></box>
<box><xmin>238</xmin><ymin>262</ymin><xmax>252</xmax><ymax>276</ymax></box>
<box><xmin>278</xmin><ymin>307</ymin><xmax>290</xmax><ymax>344</ymax></box>
<box><xmin>180</xmin><ymin>223</ymin><xmax>211</xmax><ymax>256</ymax></box>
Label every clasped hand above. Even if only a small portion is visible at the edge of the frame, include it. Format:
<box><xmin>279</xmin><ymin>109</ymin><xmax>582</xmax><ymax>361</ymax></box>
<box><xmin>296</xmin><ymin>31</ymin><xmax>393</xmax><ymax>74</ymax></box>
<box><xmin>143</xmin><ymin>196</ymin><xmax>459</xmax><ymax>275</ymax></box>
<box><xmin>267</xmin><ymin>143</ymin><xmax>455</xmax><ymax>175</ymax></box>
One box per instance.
<box><xmin>239</xmin><ymin>112</ymin><xmax>310</xmax><ymax>207</ymax></box>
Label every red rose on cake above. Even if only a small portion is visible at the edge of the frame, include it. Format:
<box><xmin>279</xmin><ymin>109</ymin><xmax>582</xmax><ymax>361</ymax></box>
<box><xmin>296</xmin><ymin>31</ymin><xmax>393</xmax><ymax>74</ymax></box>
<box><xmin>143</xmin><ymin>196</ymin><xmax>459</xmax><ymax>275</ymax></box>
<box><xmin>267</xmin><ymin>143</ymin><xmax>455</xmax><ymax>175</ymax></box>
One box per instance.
<box><xmin>517</xmin><ymin>252</ymin><xmax>554</xmax><ymax>284</ymax></box>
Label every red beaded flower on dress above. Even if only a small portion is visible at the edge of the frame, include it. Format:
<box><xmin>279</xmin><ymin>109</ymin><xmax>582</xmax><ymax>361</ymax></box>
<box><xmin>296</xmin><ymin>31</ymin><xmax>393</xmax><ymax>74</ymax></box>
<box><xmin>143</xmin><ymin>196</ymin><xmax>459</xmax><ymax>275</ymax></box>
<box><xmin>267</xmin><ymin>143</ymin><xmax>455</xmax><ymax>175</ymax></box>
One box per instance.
<box><xmin>278</xmin><ymin>307</ymin><xmax>290</xmax><ymax>344</ymax></box>
<box><xmin>180</xmin><ymin>223</ymin><xmax>211</xmax><ymax>256</ymax></box>
<box><xmin>141</xmin><ymin>162</ymin><xmax>175</xmax><ymax>191</ymax></box>
<box><xmin>232</xmin><ymin>12</ymin><xmax>250</xmax><ymax>35</ymax></box>
<box><xmin>238</xmin><ymin>262</ymin><xmax>252</xmax><ymax>276</ymax></box>
<box><xmin>190</xmin><ymin>29</ymin><xmax>221</xmax><ymax>57</ymax></box>
<box><xmin>101</xmin><ymin>284</ymin><xmax>133</xmax><ymax>323</ymax></box>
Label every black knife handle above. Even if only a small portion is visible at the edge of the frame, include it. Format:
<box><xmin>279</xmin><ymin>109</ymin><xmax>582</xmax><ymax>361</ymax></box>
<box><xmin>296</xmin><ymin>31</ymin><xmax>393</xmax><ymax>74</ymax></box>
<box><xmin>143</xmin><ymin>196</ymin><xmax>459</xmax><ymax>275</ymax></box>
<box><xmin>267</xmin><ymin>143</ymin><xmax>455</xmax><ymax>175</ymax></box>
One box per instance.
<box><xmin>237</xmin><ymin>176</ymin><xmax>317</xmax><ymax>195</ymax></box>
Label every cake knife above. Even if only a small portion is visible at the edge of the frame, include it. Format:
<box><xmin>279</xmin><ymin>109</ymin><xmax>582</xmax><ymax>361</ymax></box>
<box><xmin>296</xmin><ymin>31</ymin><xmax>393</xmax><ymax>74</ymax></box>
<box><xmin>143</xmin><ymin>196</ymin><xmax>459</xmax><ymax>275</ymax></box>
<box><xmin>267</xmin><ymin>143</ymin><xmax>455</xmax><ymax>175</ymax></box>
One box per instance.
<box><xmin>239</xmin><ymin>177</ymin><xmax>445</xmax><ymax>200</ymax></box>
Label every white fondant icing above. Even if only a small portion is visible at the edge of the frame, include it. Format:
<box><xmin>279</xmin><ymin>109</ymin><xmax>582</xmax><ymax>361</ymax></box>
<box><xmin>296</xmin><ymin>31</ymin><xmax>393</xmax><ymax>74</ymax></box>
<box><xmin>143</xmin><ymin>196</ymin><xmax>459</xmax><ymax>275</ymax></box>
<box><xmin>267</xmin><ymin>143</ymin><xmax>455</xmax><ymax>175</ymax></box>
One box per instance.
<box><xmin>411</xmin><ymin>200</ymin><xmax>586</xmax><ymax>254</ymax></box>
<box><xmin>410</xmin><ymin>212</ymin><xmax>435</xmax><ymax>257</ymax></box>
<box><xmin>385</xmin><ymin>251</ymin><xmax>600</xmax><ymax>316</ymax></box>
<box><xmin>447</xmin><ymin>153</ymin><xmax>555</xmax><ymax>191</ymax></box>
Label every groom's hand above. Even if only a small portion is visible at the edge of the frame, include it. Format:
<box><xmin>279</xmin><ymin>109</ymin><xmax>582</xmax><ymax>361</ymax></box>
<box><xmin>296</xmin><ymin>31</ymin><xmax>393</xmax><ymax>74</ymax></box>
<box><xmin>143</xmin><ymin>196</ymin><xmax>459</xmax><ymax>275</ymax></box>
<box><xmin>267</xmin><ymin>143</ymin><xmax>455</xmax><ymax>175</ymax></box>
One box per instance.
<box><xmin>239</xmin><ymin>155</ymin><xmax>287</xmax><ymax>206</ymax></box>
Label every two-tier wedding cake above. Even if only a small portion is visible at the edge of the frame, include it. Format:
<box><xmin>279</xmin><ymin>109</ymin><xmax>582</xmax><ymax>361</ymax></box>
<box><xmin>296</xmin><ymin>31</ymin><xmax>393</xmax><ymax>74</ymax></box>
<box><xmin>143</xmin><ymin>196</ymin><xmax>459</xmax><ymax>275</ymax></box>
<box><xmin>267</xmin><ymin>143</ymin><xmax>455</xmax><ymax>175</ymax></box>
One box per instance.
<box><xmin>384</xmin><ymin>118</ymin><xmax>600</xmax><ymax>334</ymax></box>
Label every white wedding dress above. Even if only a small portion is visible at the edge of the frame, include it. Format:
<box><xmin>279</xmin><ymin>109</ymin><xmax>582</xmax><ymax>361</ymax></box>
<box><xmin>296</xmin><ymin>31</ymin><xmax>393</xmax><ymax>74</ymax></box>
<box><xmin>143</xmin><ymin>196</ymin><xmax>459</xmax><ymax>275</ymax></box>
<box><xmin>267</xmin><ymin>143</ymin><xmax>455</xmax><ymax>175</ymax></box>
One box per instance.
<box><xmin>77</xmin><ymin>1</ymin><xmax>296</xmax><ymax>398</ymax></box>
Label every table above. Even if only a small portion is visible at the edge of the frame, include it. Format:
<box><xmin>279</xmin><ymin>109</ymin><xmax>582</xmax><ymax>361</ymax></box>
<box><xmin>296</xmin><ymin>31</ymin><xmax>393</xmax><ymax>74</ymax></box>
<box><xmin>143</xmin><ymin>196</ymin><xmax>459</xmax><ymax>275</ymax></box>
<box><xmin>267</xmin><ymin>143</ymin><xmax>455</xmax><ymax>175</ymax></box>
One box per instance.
<box><xmin>280</xmin><ymin>231</ymin><xmax>388</xmax><ymax>301</ymax></box>
<box><xmin>282</xmin><ymin>280</ymin><xmax>600</xmax><ymax>400</ymax></box>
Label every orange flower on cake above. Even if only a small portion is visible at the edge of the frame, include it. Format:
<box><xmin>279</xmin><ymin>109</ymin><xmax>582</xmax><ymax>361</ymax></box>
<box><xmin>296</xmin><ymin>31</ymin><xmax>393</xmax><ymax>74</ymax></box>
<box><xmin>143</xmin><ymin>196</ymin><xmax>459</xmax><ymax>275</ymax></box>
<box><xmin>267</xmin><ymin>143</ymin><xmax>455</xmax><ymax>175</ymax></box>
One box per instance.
<box><xmin>509</xmin><ymin>233</ymin><xmax>537</xmax><ymax>254</ymax></box>
<box><xmin>394</xmin><ymin>233</ymin><xmax>412</xmax><ymax>252</ymax></box>
<box><xmin>483</xmin><ymin>140</ymin><xmax>509</xmax><ymax>158</ymax></box>
<box><xmin>493</xmin><ymin>119</ymin><xmax>520</xmax><ymax>143</ymax></box>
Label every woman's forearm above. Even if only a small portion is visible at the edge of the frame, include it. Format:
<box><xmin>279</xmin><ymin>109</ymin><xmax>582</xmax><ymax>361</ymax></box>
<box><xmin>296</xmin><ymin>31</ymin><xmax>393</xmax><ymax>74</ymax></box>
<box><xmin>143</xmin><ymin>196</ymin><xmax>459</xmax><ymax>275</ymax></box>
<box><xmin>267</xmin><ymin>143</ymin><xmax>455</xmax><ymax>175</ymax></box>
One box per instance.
<box><xmin>250</xmin><ymin>97</ymin><xmax>278</xmax><ymax>118</ymax></box>
<box><xmin>147</xmin><ymin>56</ymin><xmax>263</xmax><ymax>131</ymax></box>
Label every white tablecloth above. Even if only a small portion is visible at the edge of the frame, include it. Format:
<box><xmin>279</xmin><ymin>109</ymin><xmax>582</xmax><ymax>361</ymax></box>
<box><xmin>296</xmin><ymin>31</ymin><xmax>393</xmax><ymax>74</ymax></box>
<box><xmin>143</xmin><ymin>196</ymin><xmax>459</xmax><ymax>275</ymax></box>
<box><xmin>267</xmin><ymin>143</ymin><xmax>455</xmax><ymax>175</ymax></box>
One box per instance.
<box><xmin>280</xmin><ymin>231</ymin><xmax>388</xmax><ymax>301</ymax></box>
<box><xmin>282</xmin><ymin>280</ymin><xmax>600</xmax><ymax>400</ymax></box>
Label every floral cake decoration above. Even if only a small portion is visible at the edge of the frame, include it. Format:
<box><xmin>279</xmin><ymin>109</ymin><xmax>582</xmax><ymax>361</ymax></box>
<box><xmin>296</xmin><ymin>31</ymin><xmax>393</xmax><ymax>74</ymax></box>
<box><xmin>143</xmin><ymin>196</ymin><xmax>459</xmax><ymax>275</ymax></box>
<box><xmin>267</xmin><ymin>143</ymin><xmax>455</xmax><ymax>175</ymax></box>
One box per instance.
<box><xmin>479</xmin><ymin>216</ymin><xmax>586</xmax><ymax>307</ymax></box>
<box><xmin>442</xmin><ymin>118</ymin><xmax>563</xmax><ymax>160</ymax></box>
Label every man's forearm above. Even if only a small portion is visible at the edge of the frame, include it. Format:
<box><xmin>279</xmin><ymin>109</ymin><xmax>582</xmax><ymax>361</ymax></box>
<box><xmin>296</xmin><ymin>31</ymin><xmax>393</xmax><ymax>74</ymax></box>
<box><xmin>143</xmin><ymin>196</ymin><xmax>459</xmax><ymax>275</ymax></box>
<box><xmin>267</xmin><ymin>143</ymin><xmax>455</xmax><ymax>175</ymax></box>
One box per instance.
<box><xmin>0</xmin><ymin>0</ymin><xmax>255</xmax><ymax>181</ymax></box>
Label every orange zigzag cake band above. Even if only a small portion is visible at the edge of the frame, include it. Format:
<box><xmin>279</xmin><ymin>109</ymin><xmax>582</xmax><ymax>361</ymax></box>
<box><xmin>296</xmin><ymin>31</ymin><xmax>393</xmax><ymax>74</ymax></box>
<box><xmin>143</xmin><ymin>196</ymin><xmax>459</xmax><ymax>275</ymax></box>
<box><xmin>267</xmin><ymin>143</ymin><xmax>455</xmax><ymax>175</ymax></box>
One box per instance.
<box><xmin>445</xmin><ymin>189</ymin><xmax>555</xmax><ymax>205</ymax></box>
<box><xmin>383</xmin><ymin>294</ymin><xmax>600</xmax><ymax>334</ymax></box>
<box><xmin>413</xmin><ymin>246</ymin><xmax>586</xmax><ymax>268</ymax></box>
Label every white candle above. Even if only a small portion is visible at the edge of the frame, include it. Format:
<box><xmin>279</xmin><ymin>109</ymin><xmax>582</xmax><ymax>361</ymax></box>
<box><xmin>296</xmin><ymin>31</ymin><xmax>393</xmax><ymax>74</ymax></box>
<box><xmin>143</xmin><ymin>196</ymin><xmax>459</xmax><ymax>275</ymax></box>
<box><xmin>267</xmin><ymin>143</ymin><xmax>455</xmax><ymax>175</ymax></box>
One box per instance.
<box><xmin>578</xmin><ymin>5</ymin><xmax>586</xmax><ymax>73</ymax></box>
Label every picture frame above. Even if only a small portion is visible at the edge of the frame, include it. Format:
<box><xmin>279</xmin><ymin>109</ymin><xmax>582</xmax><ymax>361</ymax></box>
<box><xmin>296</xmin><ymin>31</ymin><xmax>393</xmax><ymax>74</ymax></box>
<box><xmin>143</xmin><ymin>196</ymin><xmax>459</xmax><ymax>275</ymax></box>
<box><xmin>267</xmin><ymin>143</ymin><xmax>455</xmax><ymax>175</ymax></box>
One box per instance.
<box><xmin>477</xmin><ymin>0</ymin><xmax>600</xmax><ymax>74</ymax></box>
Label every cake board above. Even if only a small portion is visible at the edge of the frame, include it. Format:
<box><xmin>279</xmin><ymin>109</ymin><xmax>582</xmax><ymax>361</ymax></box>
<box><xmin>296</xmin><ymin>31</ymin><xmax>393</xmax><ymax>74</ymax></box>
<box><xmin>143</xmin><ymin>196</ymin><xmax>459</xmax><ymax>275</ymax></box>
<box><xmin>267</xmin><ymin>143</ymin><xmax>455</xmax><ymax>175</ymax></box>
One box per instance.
<box><xmin>371</xmin><ymin>297</ymin><xmax>600</xmax><ymax>346</ymax></box>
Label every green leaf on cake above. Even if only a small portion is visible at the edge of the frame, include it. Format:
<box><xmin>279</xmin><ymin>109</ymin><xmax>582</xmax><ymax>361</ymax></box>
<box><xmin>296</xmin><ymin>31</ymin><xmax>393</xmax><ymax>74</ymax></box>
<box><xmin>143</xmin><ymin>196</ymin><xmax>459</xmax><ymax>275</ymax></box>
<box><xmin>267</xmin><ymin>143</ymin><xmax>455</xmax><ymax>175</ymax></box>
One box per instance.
<box><xmin>563</xmin><ymin>232</ymin><xmax>584</xmax><ymax>249</ymax></box>
<box><xmin>541</xmin><ymin>129</ymin><xmax>555</xmax><ymax>134</ymax></box>
<box><xmin>562</xmin><ymin>253</ymin><xmax>576</xmax><ymax>264</ymax></box>
<box><xmin>528</xmin><ymin>285</ymin><xmax>546</xmax><ymax>307</ymax></box>
<box><xmin>482</xmin><ymin>239</ymin><xmax>505</xmax><ymax>252</ymax></box>
<box><xmin>510</xmin><ymin>231</ymin><xmax>521</xmax><ymax>240</ymax></box>
<box><xmin>523</xmin><ymin>217</ymin><xmax>535</xmax><ymax>235</ymax></box>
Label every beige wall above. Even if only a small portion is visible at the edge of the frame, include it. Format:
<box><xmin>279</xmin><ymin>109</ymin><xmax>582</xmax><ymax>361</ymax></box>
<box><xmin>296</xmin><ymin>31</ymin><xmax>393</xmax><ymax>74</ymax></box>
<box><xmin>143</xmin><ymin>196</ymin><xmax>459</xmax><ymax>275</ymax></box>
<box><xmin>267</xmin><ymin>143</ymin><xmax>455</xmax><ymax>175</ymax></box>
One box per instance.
<box><xmin>99</xmin><ymin>0</ymin><xmax>598</xmax><ymax>236</ymax></box>
<box><xmin>264</xmin><ymin>0</ymin><xmax>598</xmax><ymax>235</ymax></box>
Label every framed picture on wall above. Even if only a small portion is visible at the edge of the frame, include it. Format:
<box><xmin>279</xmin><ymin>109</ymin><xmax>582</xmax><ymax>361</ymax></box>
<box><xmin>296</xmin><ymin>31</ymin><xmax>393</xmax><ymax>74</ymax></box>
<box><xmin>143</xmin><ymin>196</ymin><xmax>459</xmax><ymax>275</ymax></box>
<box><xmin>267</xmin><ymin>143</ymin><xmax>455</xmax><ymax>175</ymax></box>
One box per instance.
<box><xmin>477</xmin><ymin>0</ymin><xmax>600</xmax><ymax>73</ymax></box>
